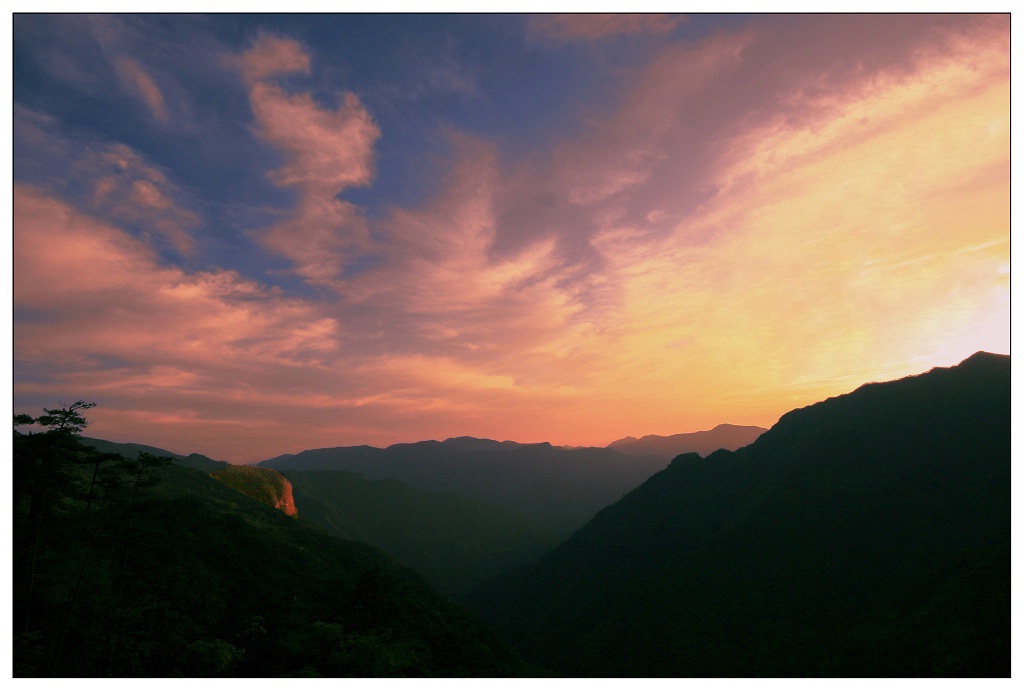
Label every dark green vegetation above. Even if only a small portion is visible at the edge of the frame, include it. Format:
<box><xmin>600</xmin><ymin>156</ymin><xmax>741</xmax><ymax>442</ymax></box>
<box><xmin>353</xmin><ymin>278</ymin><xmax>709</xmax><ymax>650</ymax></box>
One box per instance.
<box><xmin>607</xmin><ymin>423</ymin><xmax>767</xmax><ymax>461</ymax></box>
<box><xmin>284</xmin><ymin>469</ymin><xmax>557</xmax><ymax>598</ymax></box>
<box><xmin>262</xmin><ymin>438</ymin><xmax>669</xmax><ymax>537</ymax></box>
<box><xmin>211</xmin><ymin>465</ymin><xmax>298</xmax><ymax>517</ymax></box>
<box><xmin>467</xmin><ymin>352</ymin><xmax>1010</xmax><ymax>677</ymax></box>
<box><xmin>14</xmin><ymin>405</ymin><xmax>529</xmax><ymax>677</ymax></box>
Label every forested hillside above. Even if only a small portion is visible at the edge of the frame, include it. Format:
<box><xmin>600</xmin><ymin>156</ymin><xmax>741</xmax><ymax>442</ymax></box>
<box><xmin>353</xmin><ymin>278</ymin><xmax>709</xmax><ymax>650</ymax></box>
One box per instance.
<box><xmin>14</xmin><ymin>406</ymin><xmax>530</xmax><ymax>677</ymax></box>
<box><xmin>468</xmin><ymin>353</ymin><xmax>1010</xmax><ymax>676</ymax></box>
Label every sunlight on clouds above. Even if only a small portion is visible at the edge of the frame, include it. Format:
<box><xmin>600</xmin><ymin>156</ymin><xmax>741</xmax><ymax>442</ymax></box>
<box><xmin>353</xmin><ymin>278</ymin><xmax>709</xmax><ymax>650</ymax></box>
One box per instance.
<box><xmin>238</xmin><ymin>34</ymin><xmax>380</xmax><ymax>284</ymax></box>
<box><xmin>14</xmin><ymin>186</ymin><xmax>345</xmax><ymax>382</ymax></box>
<box><xmin>14</xmin><ymin>111</ymin><xmax>201</xmax><ymax>256</ymax></box>
<box><xmin>593</xmin><ymin>21</ymin><xmax>1010</xmax><ymax>420</ymax></box>
<box><xmin>376</xmin><ymin>354</ymin><xmax>518</xmax><ymax>393</ymax></box>
<box><xmin>235</xmin><ymin>33</ymin><xmax>310</xmax><ymax>83</ymax></box>
<box><xmin>715</xmin><ymin>29</ymin><xmax>1008</xmax><ymax>196</ymax></box>
<box><xmin>12</xmin><ymin>16</ymin><xmax>1008</xmax><ymax>459</ymax></box>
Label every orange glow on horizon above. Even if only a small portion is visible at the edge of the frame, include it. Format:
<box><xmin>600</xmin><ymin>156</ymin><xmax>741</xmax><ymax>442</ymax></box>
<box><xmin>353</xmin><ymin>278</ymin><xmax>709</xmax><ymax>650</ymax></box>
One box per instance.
<box><xmin>12</xmin><ymin>16</ymin><xmax>1009</xmax><ymax>463</ymax></box>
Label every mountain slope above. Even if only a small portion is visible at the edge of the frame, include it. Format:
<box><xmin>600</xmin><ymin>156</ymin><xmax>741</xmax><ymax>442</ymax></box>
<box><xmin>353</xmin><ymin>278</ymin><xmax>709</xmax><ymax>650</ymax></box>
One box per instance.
<box><xmin>81</xmin><ymin>436</ymin><xmax>229</xmax><ymax>472</ymax></box>
<box><xmin>284</xmin><ymin>469</ymin><xmax>557</xmax><ymax>597</ymax></box>
<box><xmin>607</xmin><ymin>423</ymin><xmax>767</xmax><ymax>460</ymax></box>
<box><xmin>261</xmin><ymin>438</ymin><xmax>667</xmax><ymax>537</ymax></box>
<box><xmin>468</xmin><ymin>352</ymin><xmax>1010</xmax><ymax>677</ymax></box>
<box><xmin>14</xmin><ymin>435</ymin><xmax>530</xmax><ymax>677</ymax></box>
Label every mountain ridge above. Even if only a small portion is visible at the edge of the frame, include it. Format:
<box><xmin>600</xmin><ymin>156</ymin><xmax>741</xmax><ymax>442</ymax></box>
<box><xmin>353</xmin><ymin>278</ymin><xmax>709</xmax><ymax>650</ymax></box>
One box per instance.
<box><xmin>607</xmin><ymin>423</ymin><xmax>768</xmax><ymax>460</ymax></box>
<box><xmin>258</xmin><ymin>439</ymin><xmax>669</xmax><ymax>537</ymax></box>
<box><xmin>467</xmin><ymin>351</ymin><xmax>1010</xmax><ymax>676</ymax></box>
<box><xmin>14</xmin><ymin>436</ymin><xmax>530</xmax><ymax>676</ymax></box>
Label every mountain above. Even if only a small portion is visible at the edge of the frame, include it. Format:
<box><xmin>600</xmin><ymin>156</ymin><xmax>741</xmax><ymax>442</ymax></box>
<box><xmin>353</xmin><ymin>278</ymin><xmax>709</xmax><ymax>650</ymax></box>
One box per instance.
<box><xmin>15</xmin><ymin>431</ymin><xmax>530</xmax><ymax>677</ymax></box>
<box><xmin>467</xmin><ymin>352</ymin><xmax>1010</xmax><ymax>677</ymax></box>
<box><xmin>283</xmin><ymin>469</ymin><xmax>557</xmax><ymax>598</ymax></box>
<box><xmin>81</xmin><ymin>437</ymin><xmax>229</xmax><ymax>472</ymax></box>
<box><xmin>84</xmin><ymin>438</ymin><xmax>557</xmax><ymax>598</ymax></box>
<box><xmin>607</xmin><ymin>423</ymin><xmax>767</xmax><ymax>460</ymax></box>
<box><xmin>211</xmin><ymin>465</ymin><xmax>298</xmax><ymax>517</ymax></box>
<box><xmin>260</xmin><ymin>438</ymin><xmax>668</xmax><ymax>537</ymax></box>
<box><xmin>441</xmin><ymin>436</ymin><xmax>523</xmax><ymax>452</ymax></box>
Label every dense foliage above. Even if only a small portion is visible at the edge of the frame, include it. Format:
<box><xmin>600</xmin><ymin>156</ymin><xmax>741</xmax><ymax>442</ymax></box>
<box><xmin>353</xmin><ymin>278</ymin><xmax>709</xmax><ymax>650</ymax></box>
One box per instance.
<box><xmin>468</xmin><ymin>353</ymin><xmax>1010</xmax><ymax>676</ymax></box>
<box><xmin>13</xmin><ymin>405</ymin><xmax>529</xmax><ymax>677</ymax></box>
<box><xmin>284</xmin><ymin>469</ymin><xmax>557</xmax><ymax>598</ymax></box>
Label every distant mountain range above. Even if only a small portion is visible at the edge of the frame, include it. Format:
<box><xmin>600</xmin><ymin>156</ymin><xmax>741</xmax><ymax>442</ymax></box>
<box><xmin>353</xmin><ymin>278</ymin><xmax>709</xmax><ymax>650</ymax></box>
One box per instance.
<box><xmin>259</xmin><ymin>428</ymin><xmax>760</xmax><ymax>537</ymax></box>
<box><xmin>81</xmin><ymin>439</ymin><xmax>558</xmax><ymax>600</ymax></box>
<box><xmin>54</xmin><ymin>352</ymin><xmax>1007</xmax><ymax>677</ymax></box>
<box><xmin>82</xmin><ymin>420</ymin><xmax>763</xmax><ymax>599</ymax></box>
<box><xmin>607</xmin><ymin>423</ymin><xmax>767</xmax><ymax>460</ymax></box>
<box><xmin>466</xmin><ymin>352</ymin><xmax>1010</xmax><ymax>676</ymax></box>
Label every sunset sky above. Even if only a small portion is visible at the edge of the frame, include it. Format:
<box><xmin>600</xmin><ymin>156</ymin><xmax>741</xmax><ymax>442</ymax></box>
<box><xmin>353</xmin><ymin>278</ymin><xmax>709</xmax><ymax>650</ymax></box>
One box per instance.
<box><xmin>12</xmin><ymin>13</ymin><xmax>1009</xmax><ymax>463</ymax></box>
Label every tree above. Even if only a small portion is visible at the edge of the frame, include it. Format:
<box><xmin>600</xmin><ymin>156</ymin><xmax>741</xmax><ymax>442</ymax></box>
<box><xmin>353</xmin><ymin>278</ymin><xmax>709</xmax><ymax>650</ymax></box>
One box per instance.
<box><xmin>106</xmin><ymin>451</ymin><xmax>175</xmax><ymax>674</ymax></box>
<box><xmin>14</xmin><ymin>401</ymin><xmax>97</xmax><ymax>634</ymax></box>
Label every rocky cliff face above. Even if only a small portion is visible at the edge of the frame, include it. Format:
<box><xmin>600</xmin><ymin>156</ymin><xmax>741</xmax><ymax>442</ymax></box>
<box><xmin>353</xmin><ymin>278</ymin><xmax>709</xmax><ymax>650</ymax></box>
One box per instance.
<box><xmin>210</xmin><ymin>465</ymin><xmax>298</xmax><ymax>517</ymax></box>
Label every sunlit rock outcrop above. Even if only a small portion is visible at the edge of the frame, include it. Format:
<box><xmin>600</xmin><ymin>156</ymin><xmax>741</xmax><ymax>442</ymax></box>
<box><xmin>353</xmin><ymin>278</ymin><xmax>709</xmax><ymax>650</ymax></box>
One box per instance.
<box><xmin>211</xmin><ymin>465</ymin><xmax>298</xmax><ymax>517</ymax></box>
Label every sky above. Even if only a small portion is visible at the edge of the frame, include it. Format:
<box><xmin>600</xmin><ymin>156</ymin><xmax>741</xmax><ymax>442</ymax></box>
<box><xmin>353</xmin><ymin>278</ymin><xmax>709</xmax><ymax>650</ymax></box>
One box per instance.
<box><xmin>11</xmin><ymin>13</ymin><xmax>1010</xmax><ymax>463</ymax></box>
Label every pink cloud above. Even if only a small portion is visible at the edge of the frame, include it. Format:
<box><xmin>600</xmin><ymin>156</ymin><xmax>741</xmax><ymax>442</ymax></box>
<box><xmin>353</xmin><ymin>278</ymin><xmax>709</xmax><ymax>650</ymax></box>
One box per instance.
<box><xmin>235</xmin><ymin>34</ymin><xmax>381</xmax><ymax>284</ymax></box>
<box><xmin>250</xmin><ymin>85</ymin><xmax>379</xmax><ymax>194</ymax></box>
<box><xmin>13</xmin><ymin>16</ymin><xmax>1008</xmax><ymax>461</ymax></box>
<box><xmin>236</xmin><ymin>33</ymin><xmax>310</xmax><ymax>83</ymax></box>
<box><xmin>115</xmin><ymin>57</ymin><xmax>169</xmax><ymax>122</ymax></box>
<box><xmin>259</xmin><ymin>196</ymin><xmax>368</xmax><ymax>284</ymax></box>
<box><xmin>16</xmin><ymin>109</ymin><xmax>199</xmax><ymax>255</ymax></box>
<box><xmin>14</xmin><ymin>186</ymin><xmax>345</xmax><ymax>388</ymax></box>
<box><xmin>91</xmin><ymin>145</ymin><xmax>199</xmax><ymax>254</ymax></box>
<box><xmin>530</xmin><ymin>14</ymin><xmax>683</xmax><ymax>42</ymax></box>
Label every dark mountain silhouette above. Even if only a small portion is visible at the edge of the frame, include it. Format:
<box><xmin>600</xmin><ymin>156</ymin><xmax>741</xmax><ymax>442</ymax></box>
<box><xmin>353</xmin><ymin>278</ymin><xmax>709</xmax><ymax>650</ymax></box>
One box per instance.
<box><xmin>81</xmin><ymin>437</ymin><xmax>229</xmax><ymax>472</ymax></box>
<box><xmin>81</xmin><ymin>438</ymin><xmax>557</xmax><ymax>601</ymax></box>
<box><xmin>441</xmin><ymin>436</ymin><xmax>523</xmax><ymax>452</ymax></box>
<box><xmin>260</xmin><ymin>438</ymin><xmax>668</xmax><ymax>537</ymax></box>
<box><xmin>467</xmin><ymin>352</ymin><xmax>1010</xmax><ymax>677</ymax></box>
<box><xmin>284</xmin><ymin>469</ymin><xmax>557</xmax><ymax>598</ymax></box>
<box><xmin>211</xmin><ymin>465</ymin><xmax>298</xmax><ymax>517</ymax></box>
<box><xmin>607</xmin><ymin>423</ymin><xmax>767</xmax><ymax>460</ymax></box>
<box><xmin>15</xmin><ymin>424</ymin><xmax>531</xmax><ymax>677</ymax></box>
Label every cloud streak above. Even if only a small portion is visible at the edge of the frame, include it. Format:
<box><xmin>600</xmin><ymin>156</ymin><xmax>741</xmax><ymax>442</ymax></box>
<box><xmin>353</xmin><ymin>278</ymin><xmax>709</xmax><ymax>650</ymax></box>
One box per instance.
<box><xmin>237</xmin><ymin>34</ymin><xmax>381</xmax><ymax>284</ymax></box>
<box><xmin>12</xmin><ymin>15</ymin><xmax>1009</xmax><ymax>461</ymax></box>
<box><xmin>14</xmin><ymin>106</ymin><xmax>200</xmax><ymax>255</ymax></box>
<box><xmin>530</xmin><ymin>14</ymin><xmax>684</xmax><ymax>42</ymax></box>
<box><xmin>115</xmin><ymin>57</ymin><xmax>170</xmax><ymax>122</ymax></box>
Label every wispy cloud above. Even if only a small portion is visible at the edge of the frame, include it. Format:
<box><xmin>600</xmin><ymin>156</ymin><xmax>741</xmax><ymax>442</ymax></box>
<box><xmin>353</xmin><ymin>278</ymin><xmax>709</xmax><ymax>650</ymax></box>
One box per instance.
<box><xmin>235</xmin><ymin>34</ymin><xmax>381</xmax><ymax>284</ymax></box>
<box><xmin>530</xmin><ymin>14</ymin><xmax>684</xmax><ymax>42</ymax></box>
<box><xmin>14</xmin><ymin>106</ymin><xmax>199</xmax><ymax>255</ymax></box>
<box><xmin>12</xmin><ymin>15</ymin><xmax>1008</xmax><ymax>460</ymax></box>
<box><xmin>115</xmin><ymin>57</ymin><xmax>170</xmax><ymax>122</ymax></box>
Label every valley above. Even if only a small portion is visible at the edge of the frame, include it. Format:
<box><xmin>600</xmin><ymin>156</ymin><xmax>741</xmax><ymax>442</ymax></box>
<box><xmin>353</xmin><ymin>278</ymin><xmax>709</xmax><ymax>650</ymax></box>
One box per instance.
<box><xmin>13</xmin><ymin>353</ymin><xmax>1010</xmax><ymax>677</ymax></box>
